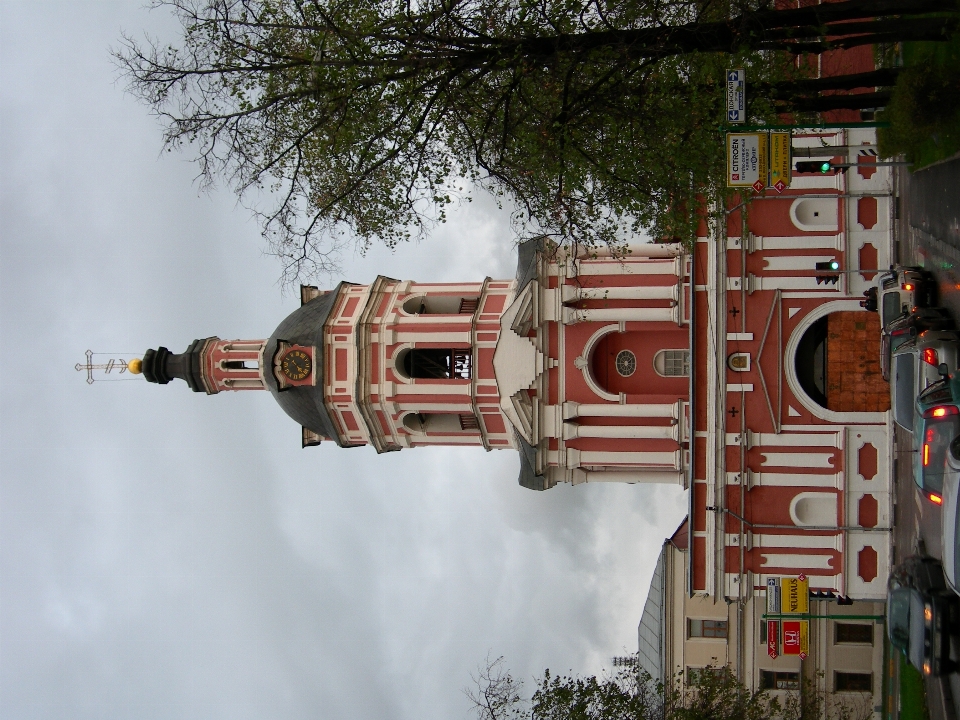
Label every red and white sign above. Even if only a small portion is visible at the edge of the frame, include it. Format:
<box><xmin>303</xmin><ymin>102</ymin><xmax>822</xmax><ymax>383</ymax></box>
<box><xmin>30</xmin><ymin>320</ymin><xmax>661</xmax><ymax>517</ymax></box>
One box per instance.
<box><xmin>782</xmin><ymin>620</ymin><xmax>809</xmax><ymax>657</ymax></box>
<box><xmin>767</xmin><ymin>621</ymin><xmax>779</xmax><ymax>659</ymax></box>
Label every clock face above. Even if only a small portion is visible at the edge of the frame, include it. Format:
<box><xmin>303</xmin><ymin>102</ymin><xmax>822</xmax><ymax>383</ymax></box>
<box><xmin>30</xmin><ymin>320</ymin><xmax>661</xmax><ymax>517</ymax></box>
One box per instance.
<box><xmin>280</xmin><ymin>349</ymin><xmax>312</xmax><ymax>382</ymax></box>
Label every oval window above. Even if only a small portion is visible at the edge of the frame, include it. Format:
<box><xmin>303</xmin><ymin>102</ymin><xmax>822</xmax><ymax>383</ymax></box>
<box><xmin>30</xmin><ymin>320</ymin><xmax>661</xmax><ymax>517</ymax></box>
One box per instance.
<box><xmin>615</xmin><ymin>350</ymin><xmax>637</xmax><ymax>377</ymax></box>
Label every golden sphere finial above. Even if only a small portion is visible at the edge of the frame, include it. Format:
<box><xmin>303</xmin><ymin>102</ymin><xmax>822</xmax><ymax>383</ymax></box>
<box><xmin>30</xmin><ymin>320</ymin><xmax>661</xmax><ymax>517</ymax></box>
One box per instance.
<box><xmin>127</xmin><ymin>358</ymin><xmax>143</xmax><ymax>375</ymax></box>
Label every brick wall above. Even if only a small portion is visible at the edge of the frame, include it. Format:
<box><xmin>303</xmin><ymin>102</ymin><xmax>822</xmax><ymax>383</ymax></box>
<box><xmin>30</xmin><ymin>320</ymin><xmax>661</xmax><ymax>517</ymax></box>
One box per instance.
<box><xmin>826</xmin><ymin>312</ymin><xmax>890</xmax><ymax>412</ymax></box>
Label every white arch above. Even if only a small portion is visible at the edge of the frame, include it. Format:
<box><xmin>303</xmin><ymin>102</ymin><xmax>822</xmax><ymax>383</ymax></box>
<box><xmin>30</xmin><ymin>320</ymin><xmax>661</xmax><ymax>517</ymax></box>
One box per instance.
<box><xmin>389</xmin><ymin>343</ymin><xmax>415</xmax><ymax>383</ymax></box>
<box><xmin>789</xmin><ymin>491</ymin><xmax>839</xmax><ymax>527</ymax></box>
<box><xmin>784</xmin><ymin>300</ymin><xmax>886</xmax><ymax>424</ymax></box>
<box><xmin>573</xmin><ymin>324</ymin><xmax>621</xmax><ymax>403</ymax></box>
<box><xmin>789</xmin><ymin>197</ymin><xmax>839</xmax><ymax>233</ymax></box>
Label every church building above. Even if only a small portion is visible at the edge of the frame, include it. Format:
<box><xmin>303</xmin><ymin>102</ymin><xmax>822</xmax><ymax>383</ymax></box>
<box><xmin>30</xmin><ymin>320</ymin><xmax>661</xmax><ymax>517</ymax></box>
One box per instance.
<box><xmin>138</xmin><ymin>122</ymin><xmax>893</xmax><ymax>606</ymax></box>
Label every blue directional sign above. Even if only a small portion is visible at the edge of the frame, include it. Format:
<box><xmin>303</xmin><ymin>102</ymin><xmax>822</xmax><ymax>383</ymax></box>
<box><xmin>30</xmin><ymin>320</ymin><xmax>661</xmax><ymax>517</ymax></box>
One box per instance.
<box><xmin>726</xmin><ymin>68</ymin><xmax>745</xmax><ymax>124</ymax></box>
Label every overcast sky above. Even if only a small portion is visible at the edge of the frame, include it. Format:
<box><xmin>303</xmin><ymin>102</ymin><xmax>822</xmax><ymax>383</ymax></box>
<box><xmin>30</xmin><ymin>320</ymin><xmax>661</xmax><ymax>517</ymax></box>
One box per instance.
<box><xmin>0</xmin><ymin>3</ymin><xmax>687</xmax><ymax>719</ymax></box>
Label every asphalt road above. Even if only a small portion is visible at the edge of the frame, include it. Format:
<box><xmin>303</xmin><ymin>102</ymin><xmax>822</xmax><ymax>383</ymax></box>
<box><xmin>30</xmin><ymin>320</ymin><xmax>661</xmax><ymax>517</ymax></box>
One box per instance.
<box><xmin>897</xmin><ymin>152</ymin><xmax>960</xmax><ymax>720</ymax></box>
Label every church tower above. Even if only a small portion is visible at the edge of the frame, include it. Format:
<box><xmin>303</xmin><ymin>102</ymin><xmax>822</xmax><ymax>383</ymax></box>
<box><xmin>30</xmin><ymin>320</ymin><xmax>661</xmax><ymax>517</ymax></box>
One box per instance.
<box><xmin>137</xmin><ymin>239</ymin><xmax>690</xmax><ymax>491</ymax></box>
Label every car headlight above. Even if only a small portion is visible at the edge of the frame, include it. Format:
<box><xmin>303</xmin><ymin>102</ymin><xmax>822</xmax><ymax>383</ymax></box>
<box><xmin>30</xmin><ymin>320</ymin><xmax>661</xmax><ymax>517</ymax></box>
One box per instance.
<box><xmin>924</xmin><ymin>661</ymin><xmax>932</xmax><ymax>675</ymax></box>
<box><xmin>925</xmin><ymin>603</ymin><xmax>934</xmax><ymax>622</ymax></box>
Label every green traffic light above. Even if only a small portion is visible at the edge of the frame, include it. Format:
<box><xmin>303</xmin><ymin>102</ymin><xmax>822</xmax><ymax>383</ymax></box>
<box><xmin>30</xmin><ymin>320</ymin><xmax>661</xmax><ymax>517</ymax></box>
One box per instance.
<box><xmin>829</xmin><ymin>261</ymin><xmax>839</xmax><ymax>270</ymax></box>
<box><xmin>820</xmin><ymin>162</ymin><xmax>831</xmax><ymax>173</ymax></box>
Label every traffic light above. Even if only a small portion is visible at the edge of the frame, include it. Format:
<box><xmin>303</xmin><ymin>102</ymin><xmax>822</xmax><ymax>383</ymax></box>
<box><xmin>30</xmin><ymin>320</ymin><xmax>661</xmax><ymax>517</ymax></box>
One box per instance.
<box><xmin>809</xmin><ymin>589</ymin><xmax>854</xmax><ymax>604</ymax></box>
<box><xmin>796</xmin><ymin>160</ymin><xmax>837</xmax><ymax>174</ymax></box>
<box><xmin>815</xmin><ymin>260</ymin><xmax>840</xmax><ymax>285</ymax></box>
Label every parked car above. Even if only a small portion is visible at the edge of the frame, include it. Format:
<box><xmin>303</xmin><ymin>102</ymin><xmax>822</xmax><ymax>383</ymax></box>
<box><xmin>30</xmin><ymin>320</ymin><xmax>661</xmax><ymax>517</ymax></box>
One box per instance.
<box><xmin>887</xmin><ymin>556</ymin><xmax>957</xmax><ymax>676</ymax></box>
<box><xmin>915</xmin><ymin>373</ymin><xmax>960</xmax><ymax>504</ymax></box>
<box><xmin>940</xmin><ymin>435</ymin><xmax>960</xmax><ymax>597</ymax></box>
<box><xmin>878</xmin><ymin>266</ymin><xmax>937</xmax><ymax>330</ymax></box>
<box><xmin>891</xmin><ymin>327</ymin><xmax>959</xmax><ymax>433</ymax></box>
<box><xmin>881</xmin><ymin>308</ymin><xmax>954</xmax><ymax>381</ymax></box>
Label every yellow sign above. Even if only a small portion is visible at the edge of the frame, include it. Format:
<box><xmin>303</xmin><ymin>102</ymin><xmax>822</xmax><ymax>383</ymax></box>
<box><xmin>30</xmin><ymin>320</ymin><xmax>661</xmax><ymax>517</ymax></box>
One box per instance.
<box><xmin>782</xmin><ymin>577</ymin><xmax>809</xmax><ymax>614</ymax></box>
<box><xmin>769</xmin><ymin>132</ymin><xmax>792</xmax><ymax>190</ymax></box>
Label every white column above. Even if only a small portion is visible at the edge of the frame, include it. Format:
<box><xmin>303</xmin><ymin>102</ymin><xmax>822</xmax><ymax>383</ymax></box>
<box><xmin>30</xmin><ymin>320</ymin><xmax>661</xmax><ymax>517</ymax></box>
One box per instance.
<box><xmin>753</xmin><ymin>432</ymin><xmax>841</xmax><ymax>448</ymax></box>
<box><xmin>750</xmin><ymin>471</ymin><xmax>842</xmax><ymax>488</ymax></box>
<box><xmin>763</xmin><ymin>255</ymin><xmax>837</xmax><ymax>271</ymax></box>
<box><xmin>750</xmin><ymin>235</ymin><xmax>842</xmax><ymax>251</ymax></box>
<box><xmin>747</xmin><ymin>274</ymin><xmax>833</xmax><ymax>292</ymax></box>
<box><xmin>578</xmin><ymin>243</ymin><xmax>682</xmax><ymax>258</ymax></box>
<box><xmin>761</xmin><ymin>451</ymin><xmax>837</xmax><ymax>469</ymax></box>
<box><xmin>580</xmin><ymin>469</ymin><xmax>683</xmax><ymax>484</ymax></box>
<box><xmin>576</xmin><ymin>258</ymin><xmax>680</xmax><ymax>276</ymax></box>
<box><xmin>562</xmin><ymin>305</ymin><xmax>678</xmax><ymax>324</ymax></box>
<box><xmin>563</xmin><ymin>401</ymin><xmax>676</xmax><ymax>419</ymax></box>
<box><xmin>562</xmin><ymin>285</ymin><xmax>678</xmax><ymax>301</ymax></box>
<box><xmin>578</xmin><ymin>450</ymin><xmax>680</xmax><ymax>468</ymax></box>
<box><xmin>564</xmin><ymin>423</ymin><xmax>677</xmax><ymax>441</ymax></box>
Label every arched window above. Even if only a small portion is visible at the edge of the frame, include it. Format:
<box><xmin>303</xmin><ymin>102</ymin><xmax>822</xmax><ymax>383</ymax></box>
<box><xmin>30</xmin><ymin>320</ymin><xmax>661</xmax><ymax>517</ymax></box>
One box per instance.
<box><xmin>654</xmin><ymin>350</ymin><xmax>690</xmax><ymax>377</ymax></box>
<box><xmin>401</xmin><ymin>295</ymin><xmax>480</xmax><ymax>315</ymax></box>
<box><xmin>401</xmin><ymin>348</ymin><xmax>472</xmax><ymax>379</ymax></box>
<box><xmin>402</xmin><ymin>413</ymin><xmax>479</xmax><ymax>433</ymax></box>
<box><xmin>795</xmin><ymin>316</ymin><xmax>828</xmax><ymax>407</ymax></box>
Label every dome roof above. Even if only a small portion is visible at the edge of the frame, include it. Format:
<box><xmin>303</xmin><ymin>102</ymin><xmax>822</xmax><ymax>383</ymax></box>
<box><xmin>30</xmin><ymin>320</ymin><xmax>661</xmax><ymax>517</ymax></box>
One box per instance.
<box><xmin>263</xmin><ymin>282</ymin><xmax>361</xmax><ymax>447</ymax></box>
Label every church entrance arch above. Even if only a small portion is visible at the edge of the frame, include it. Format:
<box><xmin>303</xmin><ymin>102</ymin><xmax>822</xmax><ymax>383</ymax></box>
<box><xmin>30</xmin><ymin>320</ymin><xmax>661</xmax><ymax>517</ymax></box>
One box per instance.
<box><xmin>584</xmin><ymin>327</ymin><xmax>689</xmax><ymax>398</ymax></box>
<box><xmin>786</xmin><ymin>301</ymin><xmax>888</xmax><ymax>422</ymax></box>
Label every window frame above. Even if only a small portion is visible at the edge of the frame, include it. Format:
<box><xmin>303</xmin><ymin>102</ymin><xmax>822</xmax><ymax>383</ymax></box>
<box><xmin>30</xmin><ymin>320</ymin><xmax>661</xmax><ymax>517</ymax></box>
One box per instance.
<box><xmin>687</xmin><ymin>618</ymin><xmax>728</xmax><ymax>639</ymax></box>
<box><xmin>759</xmin><ymin>670</ymin><xmax>800</xmax><ymax>690</ymax></box>
<box><xmin>834</xmin><ymin>622</ymin><xmax>874</xmax><ymax>645</ymax></box>
<box><xmin>654</xmin><ymin>349</ymin><xmax>690</xmax><ymax>377</ymax></box>
<box><xmin>834</xmin><ymin>672</ymin><xmax>873</xmax><ymax>693</ymax></box>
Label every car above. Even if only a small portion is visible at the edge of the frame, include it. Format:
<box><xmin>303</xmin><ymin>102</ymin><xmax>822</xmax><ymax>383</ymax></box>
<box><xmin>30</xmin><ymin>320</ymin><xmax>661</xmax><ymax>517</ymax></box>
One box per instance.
<box><xmin>887</xmin><ymin>556</ymin><xmax>957</xmax><ymax>677</ymax></box>
<box><xmin>881</xmin><ymin>308</ymin><xmax>954</xmax><ymax>381</ymax></box>
<box><xmin>891</xmin><ymin>326</ymin><xmax>959</xmax><ymax>433</ymax></box>
<box><xmin>878</xmin><ymin>266</ymin><xmax>937</xmax><ymax>331</ymax></box>
<box><xmin>940</xmin><ymin>435</ymin><xmax>960</xmax><ymax>597</ymax></box>
<box><xmin>915</xmin><ymin>372</ymin><xmax>960</xmax><ymax>504</ymax></box>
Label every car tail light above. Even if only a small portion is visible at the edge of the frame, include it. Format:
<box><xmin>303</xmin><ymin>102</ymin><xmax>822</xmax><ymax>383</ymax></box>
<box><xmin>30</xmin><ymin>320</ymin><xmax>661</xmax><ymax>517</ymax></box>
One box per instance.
<box><xmin>923</xmin><ymin>348</ymin><xmax>940</xmax><ymax>366</ymax></box>
<box><xmin>903</xmin><ymin>282</ymin><xmax>916</xmax><ymax>291</ymax></box>
<box><xmin>924</xmin><ymin>443</ymin><xmax>931</xmax><ymax>465</ymax></box>
<box><xmin>892</xmin><ymin>327</ymin><xmax>911</xmax><ymax>337</ymax></box>
<box><xmin>923</xmin><ymin>405</ymin><xmax>959</xmax><ymax>419</ymax></box>
<box><xmin>929</xmin><ymin>493</ymin><xmax>944</xmax><ymax>505</ymax></box>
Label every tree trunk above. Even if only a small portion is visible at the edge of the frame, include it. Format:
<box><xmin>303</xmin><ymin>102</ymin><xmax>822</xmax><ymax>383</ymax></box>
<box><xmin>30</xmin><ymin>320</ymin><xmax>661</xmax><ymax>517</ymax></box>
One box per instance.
<box><xmin>781</xmin><ymin>90</ymin><xmax>892</xmax><ymax>112</ymax></box>
<box><xmin>762</xmin><ymin>68</ymin><xmax>902</xmax><ymax>97</ymax></box>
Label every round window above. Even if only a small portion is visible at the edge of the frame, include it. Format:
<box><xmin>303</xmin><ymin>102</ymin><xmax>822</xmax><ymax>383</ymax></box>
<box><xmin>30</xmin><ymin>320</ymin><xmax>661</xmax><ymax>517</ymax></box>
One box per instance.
<box><xmin>615</xmin><ymin>350</ymin><xmax>637</xmax><ymax>377</ymax></box>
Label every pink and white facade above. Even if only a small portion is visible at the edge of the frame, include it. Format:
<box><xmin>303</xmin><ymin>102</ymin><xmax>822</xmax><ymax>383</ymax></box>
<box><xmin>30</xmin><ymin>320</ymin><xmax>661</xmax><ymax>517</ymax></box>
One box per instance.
<box><xmin>141</xmin><ymin>132</ymin><xmax>894</xmax><ymax>603</ymax></box>
<box><xmin>690</xmin><ymin>125</ymin><xmax>895</xmax><ymax>604</ymax></box>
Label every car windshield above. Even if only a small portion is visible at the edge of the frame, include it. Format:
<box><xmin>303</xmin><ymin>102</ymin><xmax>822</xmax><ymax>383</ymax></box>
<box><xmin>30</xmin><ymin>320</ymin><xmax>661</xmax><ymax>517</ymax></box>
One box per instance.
<box><xmin>921</xmin><ymin>415</ymin><xmax>960</xmax><ymax>492</ymax></box>
<box><xmin>887</xmin><ymin>588</ymin><xmax>911</xmax><ymax>650</ymax></box>
<box><xmin>883</xmin><ymin>291</ymin><xmax>903</xmax><ymax>327</ymax></box>
<box><xmin>894</xmin><ymin>355</ymin><xmax>916</xmax><ymax>430</ymax></box>
<box><xmin>891</xmin><ymin>334</ymin><xmax>913</xmax><ymax>354</ymax></box>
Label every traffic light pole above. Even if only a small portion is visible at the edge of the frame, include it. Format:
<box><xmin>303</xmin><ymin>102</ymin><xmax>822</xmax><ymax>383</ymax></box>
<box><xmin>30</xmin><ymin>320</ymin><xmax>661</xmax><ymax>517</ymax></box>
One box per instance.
<box><xmin>762</xmin><ymin>613</ymin><xmax>885</xmax><ymax>621</ymax></box>
<box><xmin>728</xmin><ymin>121</ymin><xmax>890</xmax><ymax>131</ymax></box>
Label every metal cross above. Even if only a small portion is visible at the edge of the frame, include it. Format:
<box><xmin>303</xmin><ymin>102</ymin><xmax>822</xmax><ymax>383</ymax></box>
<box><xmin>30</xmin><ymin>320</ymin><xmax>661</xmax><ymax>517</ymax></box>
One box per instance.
<box><xmin>75</xmin><ymin>349</ymin><xmax>130</xmax><ymax>384</ymax></box>
<box><xmin>729</xmin><ymin>306</ymin><xmax>740</xmax><ymax>318</ymax></box>
<box><xmin>728</xmin><ymin>406</ymin><xmax>739</xmax><ymax>417</ymax></box>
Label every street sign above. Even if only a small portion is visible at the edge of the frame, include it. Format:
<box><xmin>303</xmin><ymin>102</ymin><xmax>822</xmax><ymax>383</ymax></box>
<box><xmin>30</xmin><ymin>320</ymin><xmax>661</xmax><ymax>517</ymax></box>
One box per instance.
<box><xmin>782</xmin><ymin>576</ymin><xmax>810</xmax><ymax>614</ymax></box>
<box><xmin>766</xmin><ymin>577</ymin><xmax>781</xmax><ymax>614</ymax></box>
<box><xmin>726</xmin><ymin>131</ymin><xmax>792</xmax><ymax>191</ymax></box>
<box><xmin>726</xmin><ymin>132</ymin><xmax>767</xmax><ymax>187</ymax></box>
<box><xmin>726</xmin><ymin>68</ymin><xmax>745</xmax><ymax>124</ymax></box>
<box><xmin>782</xmin><ymin>620</ymin><xmax>809</xmax><ymax>659</ymax></box>
<box><xmin>769</xmin><ymin>132</ymin><xmax>791</xmax><ymax>191</ymax></box>
<box><xmin>767</xmin><ymin>620</ymin><xmax>779</xmax><ymax>659</ymax></box>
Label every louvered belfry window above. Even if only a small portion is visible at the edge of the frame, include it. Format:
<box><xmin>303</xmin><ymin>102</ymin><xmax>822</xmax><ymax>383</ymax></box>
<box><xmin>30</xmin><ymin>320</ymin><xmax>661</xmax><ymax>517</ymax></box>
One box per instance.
<box><xmin>403</xmin><ymin>349</ymin><xmax>472</xmax><ymax>379</ymax></box>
